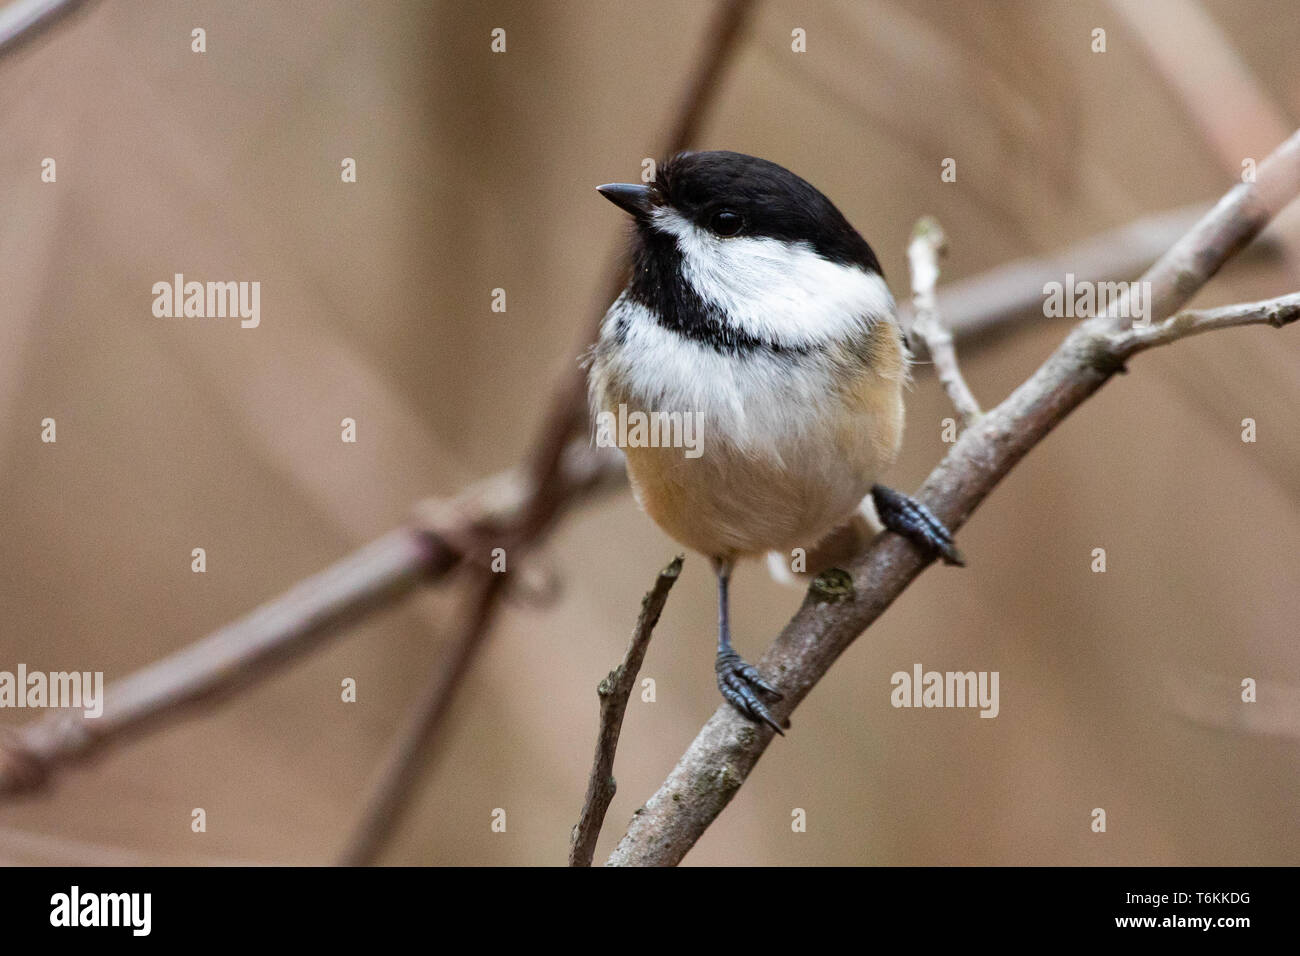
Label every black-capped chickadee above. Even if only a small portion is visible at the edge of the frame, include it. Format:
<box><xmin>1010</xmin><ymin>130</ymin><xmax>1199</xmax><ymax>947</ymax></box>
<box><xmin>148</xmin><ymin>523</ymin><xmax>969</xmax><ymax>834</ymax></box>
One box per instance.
<box><xmin>588</xmin><ymin>150</ymin><xmax>963</xmax><ymax>734</ymax></box>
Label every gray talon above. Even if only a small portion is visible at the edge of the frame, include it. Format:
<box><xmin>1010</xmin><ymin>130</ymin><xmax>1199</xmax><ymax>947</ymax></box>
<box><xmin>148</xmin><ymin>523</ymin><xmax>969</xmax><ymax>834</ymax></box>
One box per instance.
<box><xmin>717</xmin><ymin>649</ymin><xmax>785</xmax><ymax>734</ymax></box>
<box><xmin>871</xmin><ymin>484</ymin><xmax>965</xmax><ymax>566</ymax></box>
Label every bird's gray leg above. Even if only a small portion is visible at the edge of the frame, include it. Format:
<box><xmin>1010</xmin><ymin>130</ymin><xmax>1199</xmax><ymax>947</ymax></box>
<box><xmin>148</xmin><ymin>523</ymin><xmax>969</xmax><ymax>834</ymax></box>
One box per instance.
<box><xmin>713</xmin><ymin>557</ymin><xmax>785</xmax><ymax>735</ymax></box>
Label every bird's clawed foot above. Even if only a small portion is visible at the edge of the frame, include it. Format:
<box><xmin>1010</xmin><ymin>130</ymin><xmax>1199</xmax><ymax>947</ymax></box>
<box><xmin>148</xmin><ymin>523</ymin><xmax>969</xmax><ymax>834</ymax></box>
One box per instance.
<box><xmin>871</xmin><ymin>484</ymin><xmax>965</xmax><ymax>566</ymax></box>
<box><xmin>716</xmin><ymin>648</ymin><xmax>785</xmax><ymax>735</ymax></box>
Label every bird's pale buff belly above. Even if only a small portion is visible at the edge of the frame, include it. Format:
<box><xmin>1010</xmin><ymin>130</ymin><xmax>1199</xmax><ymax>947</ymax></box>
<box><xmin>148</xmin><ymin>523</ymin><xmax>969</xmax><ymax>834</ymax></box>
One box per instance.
<box><xmin>621</xmin><ymin>385</ymin><xmax>900</xmax><ymax>559</ymax></box>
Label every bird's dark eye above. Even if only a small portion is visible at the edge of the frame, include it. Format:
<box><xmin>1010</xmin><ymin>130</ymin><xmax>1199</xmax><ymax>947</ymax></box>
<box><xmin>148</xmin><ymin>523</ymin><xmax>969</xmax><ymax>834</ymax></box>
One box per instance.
<box><xmin>709</xmin><ymin>209</ymin><xmax>743</xmax><ymax>237</ymax></box>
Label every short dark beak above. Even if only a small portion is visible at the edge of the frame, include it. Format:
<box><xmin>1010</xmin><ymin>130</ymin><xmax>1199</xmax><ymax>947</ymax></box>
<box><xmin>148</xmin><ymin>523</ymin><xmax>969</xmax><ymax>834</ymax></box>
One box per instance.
<box><xmin>597</xmin><ymin>182</ymin><xmax>655</xmax><ymax>217</ymax></box>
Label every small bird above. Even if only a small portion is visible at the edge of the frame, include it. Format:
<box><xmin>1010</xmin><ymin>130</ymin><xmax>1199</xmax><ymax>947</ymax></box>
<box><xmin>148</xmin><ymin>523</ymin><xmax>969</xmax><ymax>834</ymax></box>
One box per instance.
<box><xmin>587</xmin><ymin>150</ymin><xmax>963</xmax><ymax>734</ymax></box>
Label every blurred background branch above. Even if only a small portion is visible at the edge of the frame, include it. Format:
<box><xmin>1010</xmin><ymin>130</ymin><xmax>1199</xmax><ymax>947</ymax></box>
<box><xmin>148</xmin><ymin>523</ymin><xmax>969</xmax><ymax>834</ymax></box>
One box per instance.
<box><xmin>0</xmin><ymin>0</ymin><xmax>94</xmax><ymax>57</ymax></box>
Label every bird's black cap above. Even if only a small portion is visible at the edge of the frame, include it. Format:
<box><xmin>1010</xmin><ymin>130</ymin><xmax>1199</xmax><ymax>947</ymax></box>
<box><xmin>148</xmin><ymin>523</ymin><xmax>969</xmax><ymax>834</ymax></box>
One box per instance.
<box><xmin>649</xmin><ymin>150</ymin><xmax>882</xmax><ymax>275</ymax></box>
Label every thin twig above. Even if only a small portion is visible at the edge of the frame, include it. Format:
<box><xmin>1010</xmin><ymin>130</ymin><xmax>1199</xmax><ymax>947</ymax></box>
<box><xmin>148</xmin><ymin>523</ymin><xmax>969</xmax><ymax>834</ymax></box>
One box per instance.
<box><xmin>607</xmin><ymin>127</ymin><xmax>1300</xmax><ymax>866</ymax></box>
<box><xmin>907</xmin><ymin>216</ymin><xmax>982</xmax><ymax>428</ymax></box>
<box><xmin>1114</xmin><ymin>291</ymin><xmax>1300</xmax><ymax>351</ymax></box>
<box><xmin>569</xmin><ymin>555</ymin><xmax>683</xmax><ymax>867</ymax></box>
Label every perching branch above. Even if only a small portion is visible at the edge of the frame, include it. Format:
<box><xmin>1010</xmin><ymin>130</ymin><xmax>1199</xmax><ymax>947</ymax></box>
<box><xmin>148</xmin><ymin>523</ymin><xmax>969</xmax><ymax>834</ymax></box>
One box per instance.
<box><xmin>907</xmin><ymin>216</ymin><xmax>982</xmax><ymax>428</ymax></box>
<box><xmin>606</xmin><ymin>127</ymin><xmax>1300</xmax><ymax>866</ymax></box>
<box><xmin>569</xmin><ymin>555</ymin><xmax>683</xmax><ymax>867</ymax></box>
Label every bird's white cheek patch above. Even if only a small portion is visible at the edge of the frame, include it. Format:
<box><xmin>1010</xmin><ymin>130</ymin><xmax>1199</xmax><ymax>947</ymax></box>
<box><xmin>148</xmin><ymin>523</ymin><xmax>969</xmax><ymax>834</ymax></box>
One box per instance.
<box><xmin>649</xmin><ymin>208</ymin><xmax>894</xmax><ymax>349</ymax></box>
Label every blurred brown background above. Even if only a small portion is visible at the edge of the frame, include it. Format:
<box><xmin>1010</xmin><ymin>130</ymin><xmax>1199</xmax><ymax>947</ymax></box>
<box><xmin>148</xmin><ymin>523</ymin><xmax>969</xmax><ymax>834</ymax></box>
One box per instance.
<box><xmin>1</xmin><ymin>0</ymin><xmax>1297</xmax><ymax>865</ymax></box>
